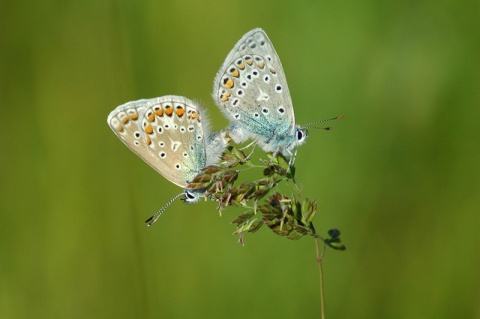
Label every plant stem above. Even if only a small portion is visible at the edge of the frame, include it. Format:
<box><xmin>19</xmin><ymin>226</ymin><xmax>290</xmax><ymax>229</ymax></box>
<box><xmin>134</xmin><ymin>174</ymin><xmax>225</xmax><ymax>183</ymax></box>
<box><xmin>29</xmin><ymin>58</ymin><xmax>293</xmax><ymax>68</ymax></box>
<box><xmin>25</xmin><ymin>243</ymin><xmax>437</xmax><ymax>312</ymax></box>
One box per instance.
<box><xmin>315</xmin><ymin>237</ymin><xmax>325</xmax><ymax>319</ymax></box>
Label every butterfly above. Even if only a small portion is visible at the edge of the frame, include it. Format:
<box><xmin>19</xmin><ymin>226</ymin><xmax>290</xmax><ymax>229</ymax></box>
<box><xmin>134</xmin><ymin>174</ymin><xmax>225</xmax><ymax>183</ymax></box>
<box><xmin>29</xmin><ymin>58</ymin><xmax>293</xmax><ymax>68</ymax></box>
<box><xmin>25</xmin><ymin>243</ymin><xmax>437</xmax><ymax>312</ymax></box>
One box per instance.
<box><xmin>107</xmin><ymin>95</ymin><xmax>227</xmax><ymax>225</ymax></box>
<box><xmin>213</xmin><ymin>28</ymin><xmax>307</xmax><ymax>157</ymax></box>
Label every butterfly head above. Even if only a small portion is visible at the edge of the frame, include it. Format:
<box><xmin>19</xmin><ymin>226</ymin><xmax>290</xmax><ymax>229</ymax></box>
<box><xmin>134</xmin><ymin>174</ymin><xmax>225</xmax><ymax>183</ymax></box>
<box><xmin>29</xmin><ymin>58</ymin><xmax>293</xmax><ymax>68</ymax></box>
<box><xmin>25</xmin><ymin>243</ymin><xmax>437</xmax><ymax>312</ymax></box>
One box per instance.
<box><xmin>283</xmin><ymin>125</ymin><xmax>308</xmax><ymax>155</ymax></box>
<box><xmin>295</xmin><ymin>126</ymin><xmax>308</xmax><ymax>145</ymax></box>
<box><xmin>183</xmin><ymin>189</ymin><xmax>203</xmax><ymax>204</ymax></box>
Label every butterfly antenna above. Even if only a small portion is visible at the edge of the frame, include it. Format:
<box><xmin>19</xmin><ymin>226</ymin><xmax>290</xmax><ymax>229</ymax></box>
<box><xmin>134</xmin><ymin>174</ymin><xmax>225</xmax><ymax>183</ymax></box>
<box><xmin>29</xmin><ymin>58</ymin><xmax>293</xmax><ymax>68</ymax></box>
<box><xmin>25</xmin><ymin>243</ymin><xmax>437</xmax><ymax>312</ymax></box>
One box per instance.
<box><xmin>304</xmin><ymin>115</ymin><xmax>345</xmax><ymax>130</ymax></box>
<box><xmin>145</xmin><ymin>192</ymin><xmax>184</xmax><ymax>226</ymax></box>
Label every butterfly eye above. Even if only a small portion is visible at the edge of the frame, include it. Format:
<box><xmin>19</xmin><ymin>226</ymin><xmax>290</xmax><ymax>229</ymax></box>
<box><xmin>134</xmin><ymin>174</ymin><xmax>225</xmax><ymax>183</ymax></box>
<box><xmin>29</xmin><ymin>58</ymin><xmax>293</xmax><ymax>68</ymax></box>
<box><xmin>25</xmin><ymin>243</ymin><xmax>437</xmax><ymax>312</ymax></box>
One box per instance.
<box><xmin>185</xmin><ymin>191</ymin><xmax>196</xmax><ymax>200</ymax></box>
<box><xmin>297</xmin><ymin>130</ymin><xmax>304</xmax><ymax>141</ymax></box>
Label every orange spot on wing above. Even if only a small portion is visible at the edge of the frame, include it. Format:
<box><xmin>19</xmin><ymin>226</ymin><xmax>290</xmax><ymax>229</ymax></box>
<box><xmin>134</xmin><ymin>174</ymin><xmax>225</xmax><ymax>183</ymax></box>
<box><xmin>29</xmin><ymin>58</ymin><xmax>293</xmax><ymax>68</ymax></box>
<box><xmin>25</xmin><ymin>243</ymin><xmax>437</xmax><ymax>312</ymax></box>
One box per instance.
<box><xmin>238</xmin><ymin>62</ymin><xmax>245</xmax><ymax>70</ymax></box>
<box><xmin>144</xmin><ymin>125</ymin><xmax>153</xmax><ymax>134</ymax></box>
<box><xmin>176</xmin><ymin>107</ymin><xmax>185</xmax><ymax>117</ymax></box>
<box><xmin>220</xmin><ymin>91</ymin><xmax>231</xmax><ymax>102</ymax></box>
<box><xmin>165</xmin><ymin>106</ymin><xmax>173</xmax><ymax>116</ymax></box>
<box><xmin>257</xmin><ymin>62</ymin><xmax>265</xmax><ymax>69</ymax></box>
<box><xmin>230</xmin><ymin>68</ymin><xmax>239</xmax><ymax>77</ymax></box>
<box><xmin>148</xmin><ymin>113</ymin><xmax>155</xmax><ymax>122</ymax></box>
<box><xmin>269</xmin><ymin>68</ymin><xmax>277</xmax><ymax>74</ymax></box>
<box><xmin>116</xmin><ymin>125</ymin><xmax>124</xmax><ymax>132</ymax></box>
<box><xmin>145</xmin><ymin>136</ymin><xmax>152</xmax><ymax>145</ymax></box>
<box><xmin>225</xmin><ymin>78</ymin><xmax>234</xmax><ymax>89</ymax></box>
<box><xmin>130</xmin><ymin>113</ymin><xmax>139</xmax><ymax>121</ymax></box>
<box><xmin>155</xmin><ymin>109</ymin><xmax>164</xmax><ymax>117</ymax></box>
<box><xmin>122</xmin><ymin>117</ymin><xmax>129</xmax><ymax>124</ymax></box>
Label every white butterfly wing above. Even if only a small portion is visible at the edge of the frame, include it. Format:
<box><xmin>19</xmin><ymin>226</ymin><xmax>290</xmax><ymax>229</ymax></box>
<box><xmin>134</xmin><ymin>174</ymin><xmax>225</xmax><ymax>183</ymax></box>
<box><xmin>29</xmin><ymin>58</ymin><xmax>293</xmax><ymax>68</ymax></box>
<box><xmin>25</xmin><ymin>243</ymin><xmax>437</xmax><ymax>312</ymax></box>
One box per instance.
<box><xmin>213</xmin><ymin>28</ymin><xmax>296</xmax><ymax>141</ymax></box>
<box><xmin>107</xmin><ymin>96</ymin><xmax>208</xmax><ymax>188</ymax></box>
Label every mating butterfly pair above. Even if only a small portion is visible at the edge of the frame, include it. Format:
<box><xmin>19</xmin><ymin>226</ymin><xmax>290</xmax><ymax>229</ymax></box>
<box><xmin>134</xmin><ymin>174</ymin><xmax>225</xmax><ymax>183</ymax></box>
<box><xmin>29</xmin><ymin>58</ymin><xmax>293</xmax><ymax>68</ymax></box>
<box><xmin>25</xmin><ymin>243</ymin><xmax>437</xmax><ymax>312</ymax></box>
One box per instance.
<box><xmin>108</xmin><ymin>28</ymin><xmax>310</xmax><ymax>225</ymax></box>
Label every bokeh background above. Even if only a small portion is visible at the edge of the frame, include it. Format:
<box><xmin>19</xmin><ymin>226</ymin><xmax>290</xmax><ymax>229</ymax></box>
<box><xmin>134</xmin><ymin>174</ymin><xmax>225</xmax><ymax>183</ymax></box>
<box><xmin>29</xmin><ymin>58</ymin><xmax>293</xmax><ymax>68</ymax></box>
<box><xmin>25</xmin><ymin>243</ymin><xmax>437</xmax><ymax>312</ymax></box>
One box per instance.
<box><xmin>2</xmin><ymin>1</ymin><xmax>479</xmax><ymax>318</ymax></box>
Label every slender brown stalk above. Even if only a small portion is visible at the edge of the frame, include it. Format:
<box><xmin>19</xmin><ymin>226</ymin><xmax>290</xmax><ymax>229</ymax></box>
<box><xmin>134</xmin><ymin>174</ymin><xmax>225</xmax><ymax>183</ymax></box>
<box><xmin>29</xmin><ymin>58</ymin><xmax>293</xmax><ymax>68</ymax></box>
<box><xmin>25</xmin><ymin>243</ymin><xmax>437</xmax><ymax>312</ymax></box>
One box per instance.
<box><xmin>315</xmin><ymin>237</ymin><xmax>325</xmax><ymax>319</ymax></box>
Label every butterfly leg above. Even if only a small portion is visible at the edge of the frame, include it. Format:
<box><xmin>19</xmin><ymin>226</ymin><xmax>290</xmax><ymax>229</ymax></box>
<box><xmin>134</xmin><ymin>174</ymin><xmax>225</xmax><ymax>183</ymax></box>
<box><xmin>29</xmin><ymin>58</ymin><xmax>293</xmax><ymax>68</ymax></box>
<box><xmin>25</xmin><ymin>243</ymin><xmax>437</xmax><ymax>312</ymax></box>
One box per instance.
<box><xmin>287</xmin><ymin>149</ymin><xmax>298</xmax><ymax>167</ymax></box>
<box><xmin>238</xmin><ymin>141</ymin><xmax>257</xmax><ymax>161</ymax></box>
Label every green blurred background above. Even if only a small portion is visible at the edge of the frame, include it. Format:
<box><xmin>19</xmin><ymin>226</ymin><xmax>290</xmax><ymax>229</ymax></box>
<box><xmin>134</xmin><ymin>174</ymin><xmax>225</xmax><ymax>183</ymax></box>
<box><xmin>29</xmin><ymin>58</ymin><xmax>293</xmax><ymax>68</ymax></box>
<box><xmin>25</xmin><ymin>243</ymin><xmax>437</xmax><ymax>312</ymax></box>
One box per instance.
<box><xmin>2</xmin><ymin>0</ymin><xmax>479</xmax><ymax>318</ymax></box>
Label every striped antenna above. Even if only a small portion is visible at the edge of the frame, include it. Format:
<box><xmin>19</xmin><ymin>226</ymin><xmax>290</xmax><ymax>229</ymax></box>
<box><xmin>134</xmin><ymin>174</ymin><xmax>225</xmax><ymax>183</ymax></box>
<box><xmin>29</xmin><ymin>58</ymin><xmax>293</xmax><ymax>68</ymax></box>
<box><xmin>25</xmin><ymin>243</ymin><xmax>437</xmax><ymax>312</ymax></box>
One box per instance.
<box><xmin>304</xmin><ymin>115</ymin><xmax>345</xmax><ymax>130</ymax></box>
<box><xmin>145</xmin><ymin>192</ymin><xmax>184</xmax><ymax>226</ymax></box>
